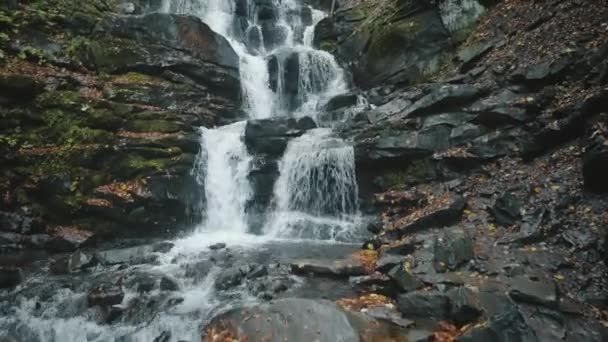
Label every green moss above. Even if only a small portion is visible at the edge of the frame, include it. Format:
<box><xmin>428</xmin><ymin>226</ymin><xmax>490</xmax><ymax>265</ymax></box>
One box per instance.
<box><xmin>115</xmin><ymin>155</ymin><xmax>174</xmax><ymax>178</ymax></box>
<box><xmin>368</xmin><ymin>20</ymin><xmax>421</xmax><ymax>61</ymax></box>
<box><xmin>128</xmin><ymin>120</ymin><xmax>181</xmax><ymax>133</ymax></box>
<box><xmin>319</xmin><ymin>40</ymin><xmax>337</xmax><ymax>52</ymax></box>
<box><xmin>118</xmin><ymin>72</ymin><xmax>161</xmax><ymax>85</ymax></box>
<box><xmin>87</xmin><ymin>39</ymin><xmax>145</xmax><ymax>72</ymax></box>
<box><xmin>36</xmin><ymin>91</ymin><xmax>82</xmax><ymax>109</ymax></box>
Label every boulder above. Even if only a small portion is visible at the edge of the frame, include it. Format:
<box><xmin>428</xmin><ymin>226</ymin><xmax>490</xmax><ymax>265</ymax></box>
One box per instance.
<box><xmin>583</xmin><ymin>120</ymin><xmax>608</xmax><ymax>192</ymax></box>
<box><xmin>244</xmin><ymin>116</ymin><xmax>316</xmax><ymax>156</ymax></box>
<box><xmin>291</xmin><ymin>259</ymin><xmax>367</xmax><ymax>278</ymax></box>
<box><xmin>215</xmin><ymin>266</ymin><xmax>244</xmax><ymax>290</ymax></box>
<box><xmin>88</xmin><ymin>283</ymin><xmax>124</xmax><ymax>307</ymax></box>
<box><xmin>433</xmin><ymin>227</ymin><xmax>475</xmax><ymax>272</ymax></box>
<box><xmin>457</xmin><ymin>306</ymin><xmax>538</xmax><ymax>342</ymax></box>
<box><xmin>491</xmin><ymin>193</ymin><xmax>522</xmax><ymax>226</ymax></box>
<box><xmin>50</xmin><ymin>250</ymin><xmax>96</xmax><ymax>274</ymax></box>
<box><xmin>397</xmin><ymin>291</ymin><xmax>450</xmax><ymax>318</ymax></box>
<box><xmin>447</xmin><ymin>286</ymin><xmax>483</xmax><ymax>325</ymax></box>
<box><xmin>159</xmin><ymin>276</ymin><xmax>180</xmax><ymax>291</ymax></box>
<box><xmin>202</xmin><ymin>298</ymin><xmax>407</xmax><ymax>341</ymax></box>
<box><xmin>383</xmin><ymin>193</ymin><xmax>465</xmax><ymax>240</ymax></box>
<box><xmin>508</xmin><ymin>276</ymin><xmax>558</xmax><ymax>308</ymax></box>
<box><xmin>387</xmin><ymin>264</ymin><xmax>424</xmax><ymax>293</ymax></box>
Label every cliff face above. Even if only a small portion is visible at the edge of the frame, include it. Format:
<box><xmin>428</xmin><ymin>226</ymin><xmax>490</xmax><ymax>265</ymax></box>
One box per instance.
<box><xmin>0</xmin><ymin>0</ymin><xmax>243</xmax><ymax>250</ymax></box>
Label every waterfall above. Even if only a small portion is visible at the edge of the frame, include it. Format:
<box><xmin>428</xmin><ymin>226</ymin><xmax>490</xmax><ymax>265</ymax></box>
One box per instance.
<box><xmin>194</xmin><ymin>122</ymin><xmax>252</xmax><ymax>233</ymax></box>
<box><xmin>266</xmin><ymin>129</ymin><xmax>359</xmax><ymax>240</ymax></box>
<box><xmin>162</xmin><ymin>0</ymin><xmax>355</xmax><ymax>238</ymax></box>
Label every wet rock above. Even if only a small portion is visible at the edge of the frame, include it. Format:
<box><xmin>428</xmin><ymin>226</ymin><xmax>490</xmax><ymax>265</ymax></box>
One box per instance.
<box><xmin>447</xmin><ymin>286</ymin><xmax>483</xmax><ymax>325</ymax></box>
<box><xmin>153</xmin><ymin>331</ymin><xmax>171</xmax><ymax>342</ymax></box>
<box><xmin>384</xmin><ymin>194</ymin><xmax>466</xmax><ymax>239</ymax></box>
<box><xmin>215</xmin><ymin>267</ymin><xmax>244</xmax><ymax>290</ymax></box>
<box><xmin>0</xmin><ymin>211</ymin><xmax>45</xmax><ymax>235</ymax></box>
<box><xmin>376</xmin><ymin>254</ymin><xmax>404</xmax><ymax>273</ymax></box>
<box><xmin>583</xmin><ymin>121</ymin><xmax>608</xmax><ymax>193</ymax></box>
<box><xmin>153</xmin><ymin>241</ymin><xmax>174</xmax><ymax>253</ymax></box>
<box><xmin>49</xmin><ymin>250</ymin><xmax>96</xmax><ymax>274</ymax></box>
<box><xmin>203</xmin><ymin>298</ymin><xmax>406</xmax><ymax>341</ymax></box>
<box><xmin>457</xmin><ymin>306</ymin><xmax>537</xmax><ymax>342</ymax></box>
<box><xmin>96</xmin><ymin>245</ymin><xmax>158</xmax><ymax>266</ymax></box>
<box><xmin>491</xmin><ymin>193</ymin><xmax>522</xmax><ymax>226</ymax></box>
<box><xmin>363</xmin><ymin>306</ymin><xmax>415</xmax><ymax>328</ymax></box>
<box><xmin>508</xmin><ymin>276</ymin><xmax>558</xmax><ymax>308</ymax></box>
<box><xmin>349</xmin><ymin>274</ymin><xmax>396</xmax><ymax>295</ymax></box>
<box><xmin>387</xmin><ymin>264</ymin><xmax>424</xmax><ymax>293</ymax></box>
<box><xmin>246</xmin><ymin>264</ymin><xmax>268</xmax><ymax>279</ymax></box>
<box><xmin>458</xmin><ymin>40</ymin><xmax>495</xmax><ymax>72</ymax></box>
<box><xmin>397</xmin><ymin>291</ymin><xmax>450</xmax><ymax>318</ymax></box>
<box><xmin>366</xmin><ymin>218</ymin><xmax>384</xmax><ymax>234</ymax></box>
<box><xmin>46</xmin><ymin>227</ymin><xmax>94</xmax><ymax>253</ymax></box>
<box><xmin>404</xmin><ymin>85</ymin><xmax>483</xmax><ymax>118</ymax></box>
<box><xmin>245</xmin><ymin>116</ymin><xmax>316</xmax><ymax>156</ymax></box>
<box><xmin>208</xmin><ymin>243</ymin><xmax>226</xmax><ymax>250</ymax></box>
<box><xmin>499</xmin><ymin>209</ymin><xmax>546</xmax><ymax>245</ymax></box>
<box><xmin>512</xmin><ymin>57</ymin><xmax>573</xmax><ymax>85</ymax></box>
<box><xmin>290</xmin><ymin>259</ymin><xmax>367</xmax><ymax>278</ymax></box>
<box><xmin>433</xmin><ymin>227</ymin><xmax>474</xmax><ymax>272</ymax></box>
<box><xmin>325</xmin><ymin>93</ymin><xmax>360</xmax><ymax>112</ymax></box>
<box><xmin>160</xmin><ymin>276</ymin><xmax>180</xmax><ymax>291</ymax></box>
<box><xmin>116</xmin><ymin>2</ymin><xmax>136</xmax><ymax>14</ymax></box>
<box><xmin>134</xmin><ymin>274</ymin><xmax>156</xmax><ymax>293</ymax></box>
<box><xmin>88</xmin><ymin>283</ymin><xmax>124</xmax><ymax>307</ymax></box>
<box><xmin>0</xmin><ymin>266</ymin><xmax>22</xmax><ymax>288</ymax></box>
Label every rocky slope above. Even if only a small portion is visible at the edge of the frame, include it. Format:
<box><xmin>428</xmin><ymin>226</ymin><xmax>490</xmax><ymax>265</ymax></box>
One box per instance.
<box><xmin>0</xmin><ymin>0</ymin><xmax>244</xmax><ymax>251</ymax></box>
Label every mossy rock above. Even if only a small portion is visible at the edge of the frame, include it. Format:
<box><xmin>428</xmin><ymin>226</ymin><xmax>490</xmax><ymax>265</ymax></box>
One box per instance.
<box><xmin>81</xmin><ymin>38</ymin><xmax>147</xmax><ymax>72</ymax></box>
<box><xmin>36</xmin><ymin>91</ymin><xmax>83</xmax><ymax>110</ymax></box>
<box><xmin>113</xmin><ymin>154</ymin><xmax>175</xmax><ymax>178</ymax></box>
<box><xmin>127</xmin><ymin>120</ymin><xmax>181</xmax><ymax>133</ymax></box>
<box><xmin>368</xmin><ymin>20</ymin><xmax>421</xmax><ymax>62</ymax></box>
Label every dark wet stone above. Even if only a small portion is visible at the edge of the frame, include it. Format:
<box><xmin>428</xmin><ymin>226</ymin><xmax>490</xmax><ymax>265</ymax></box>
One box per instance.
<box><xmin>349</xmin><ymin>274</ymin><xmax>396</xmax><ymax>295</ymax></box>
<box><xmin>366</xmin><ymin>218</ymin><xmax>384</xmax><ymax>234</ymax></box>
<box><xmin>508</xmin><ymin>276</ymin><xmax>558</xmax><ymax>308</ymax></box>
<box><xmin>153</xmin><ymin>331</ymin><xmax>171</xmax><ymax>342</ymax></box>
<box><xmin>134</xmin><ymin>274</ymin><xmax>156</xmax><ymax>293</ymax></box>
<box><xmin>364</xmin><ymin>306</ymin><xmax>414</xmax><ymax>328</ymax></box>
<box><xmin>325</xmin><ymin>93</ymin><xmax>360</xmax><ymax>112</ymax></box>
<box><xmin>209</xmin><ymin>243</ymin><xmax>226</xmax><ymax>250</ymax></box>
<box><xmin>583</xmin><ymin>120</ymin><xmax>608</xmax><ymax>193</ymax></box>
<box><xmin>397</xmin><ymin>291</ymin><xmax>450</xmax><ymax>318</ymax></box>
<box><xmin>50</xmin><ymin>250</ymin><xmax>96</xmax><ymax>274</ymax></box>
<box><xmin>203</xmin><ymin>298</ymin><xmax>406</xmax><ymax>341</ymax></box>
<box><xmin>96</xmin><ymin>245</ymin><xmax>158</xmax><ymax>266</ymax></box>
<box><xmin>491</xmin><ymin>193</ymin><xmax>522</xmax><ymax>226</ymax></box>
<box><xmin>457</xmin><ymin>305</ymin><xmax>538</xmax><ymax>342</ymax></box>
<box><xmin>384</xmin><ymin>194</ymin><xmax>466</xmax><ymax>240</ymax></box>
<box><xmin>153</xmin><ymin>242</ymin><xmax>174</xmax><ymax>253</ymax></box>
<box><xmin>447</xmin><ymin>286</ymin><xmax>483</xmax><ymax>325</ymax></box>
<box><xmin>0</xmin><ymin>266</ymin><xmax>22</xmax><ymax>288</ymax></box>
<box><xmin>404</xmin><ymin>85</ymin><xmax>483</xmax><ymax>118</ymax></box>
<box><xmin>458</xmin><ymin>40</ymin><xmax>495</xmax><ymax>72</ymax></box>
<box><xmin>290</xmin><ymin>259</ymin><xmax>367</xmax><ymax>278</ymax></box>
<box><xmin>376</xmin><ymin>254</ymin><xmax>403</xmax><ymax>273</ymax></box>
<box><xmin>88</xmin><ymin>283</ymin><xmax>124</xmax><ymax>307</ymax></box>
<box><xmin>246</xmin><ymin>264</ymin><xmax>268</xmax><ymax>279</ymax></box>
<box><xmin>499</xmin><ymin>209</ymin><xmax>546</xmax><ymax>245</ymax></box>
<box><xmin>388</xmin><ymin>264</ymin><xmax>424</xmax><ymax>293</ymax></box>
<box><xmin>245</xmin><ymin>116</ymin><xmax>316</xmax><ymax>156</ymax></box>
<box><xmin>519</xmin><ymin>305</ymin><xmax>566</xmax><ymax>341</ymax></box>
<box><xmin>407</xmin><ymin>329</ymin><xmax>435</xmax><ymax>342</ymax></box>
<box><xmin>512</xmin><ymin>57</ymin><xmax>573</xmax><ymax>85</ymax></box>
<box><xmin>433</xmin><ymin>228</ymin><xmax>474</xmax><ymax>272</ymax></box>
<box><xmin>215</xmin><ymin>267</ymin><xmax>244</xmax><ymax>290</ymax></box>
<box><xmin>160</xmin><ymin>276</ymin><xmax>180</xmax><ymax>291</ymax></box>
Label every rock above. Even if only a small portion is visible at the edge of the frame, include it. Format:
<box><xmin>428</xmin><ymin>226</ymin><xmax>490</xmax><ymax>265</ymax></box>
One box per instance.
<box><xmin>215</xmin><ymin>267</ymin><xmax>244</xmax><ymax>290</ymax></box>
<box><xmin>499</xmin><ymin>209</ymin><xmax>546</xmax><ymax>245</ymax></box>
<box><xmin>88</xmin><ymin>283</ymin><xmax>124</xmax><ymax>307</ymax></box>
<box><xmin>0</xmin><ymin>267</ymin><xmax>22</xmax><ymax>288</ymax></box>
<box><xmin>349</xmin><ymin>274</ymin><xmax>396</xmax><ymax>295</ymax></box>
<box><xmin>0</xmin><ymin>74</ymin><xmax>42</xmax><ymax>105</ymax></box>
<box><xmin>203</xmin><ymin>298</ymin><xmax>406</xmax><ymax>341</ymax></box>
<box><xmin>397</xmin><ymin>291</ymin><xmax>450</xmax><ymax>318</ymax></box>
<box><xmin>153</xmin><ymin>331</ymin><xmax>171</xmax><ymax>342</ymax></box>
<box><xmin>512</xmin><ymin>57</ymin><xmax>573</xmax><ymax>85</ymax></box>
<box><xmin>403</xmin><ymin>85</ymin><xmax>482</xmax><ymax>118</ymax></box>
<box><xmin>366</xmin><ymin>218</ymin><xmax>384</xmax><ymax>234</ymax></box>
<box><xmin>160</xmin><ymin>276</ymin><xmax>180</xmax><ymax>291</ymax></box>
<box><xmin>208</xmin><ymin>243</ymin><xmax>226</xmax><ymax>250</ymax></box>
<box><xmin>325</xmin><ymin>93</ymin><xmax>360</xmax><ymax>112</ymax></box>
<box><xmin>45</xmin><ymin>227</ymin><xmax>94</xmax><ymax>253</ymax></box>
<box><xmin>447</xmin><ymin>286</ymin><xmax>483</xmax><ymax>325</ymax></box>
<box><xmin>457</xmin><ymin>306</ymin><xmax>538</xmax><ymax>342</ymax></box>
<box><xmin>96</xmin><ymin>245</ymin><xmax>158</xmax><ymax>266</ymax></box>
<box><xmin>49</xmin><ymin>250</ymin><xmax>96</xmax><ymax>274</ymax></box>
<box><xmin>246</xmin><ymin>264</ymin><xmax>268</xmax><ymax>279</ymax></box>
<box><xmin>384</xmin><ymin>194</ymin><xmax>465</xmax><ymax>240</ymax></box>
<box><xmin>116</xmin><ymin>2</ymin><xmax>136</xmax><ymax>14</ymax></box>
<box><xmin>491</xmin><ymin>193</ymin><xmax>522</xmax><ymax>226</ymax></box>
<box><xmin>291</xmin><ymin>259</ymin><xmax>367</xmax><ymax>278</ymax></box>
<box><xmin>457</xmin><ymin>40</ymin><xmax>495</xmax><ymax>72</ymax></box>
<box><xmin>364</xmin><ymin>306</ymin><xmax>415</xmax><ymax>328</ymax></box>
<box><xmin>433</xmin><ymin>227</ymin><xmax>474</xmax><ymax>272</ymax></box>
<box><xmin>508</xmin><ymin>276</ymin><xmax>558</xmax><ymax>308</ymax></box>
<box><xmin>583</xmin><ymin>121</ymin><xmax>608</xmax><ymax>193</ymax></box>
<box><xmin>376</xmin><ymin>254</ymin><xmax>404</xmax><ymax>273</ymax></box>
<box><xmin>387</xmin><ymin>264</ymin><xmax>424</xmax><ymax>293</ymax></box>
<box><xmin>245</xmin><ymin>116</ymin><xmax>316</xmax><ymax>156</ymax></box>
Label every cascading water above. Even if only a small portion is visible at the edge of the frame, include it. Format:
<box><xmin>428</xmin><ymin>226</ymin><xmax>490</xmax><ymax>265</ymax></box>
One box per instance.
<box><xmin>0</xmin><ymin>2</ymin><xmax>364</xmax><ymax>341</ymax></box>
<box><xmin>266</xmin><ymin>129</ymin><xmax>360</xmax><ymax>241</ymax></box>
